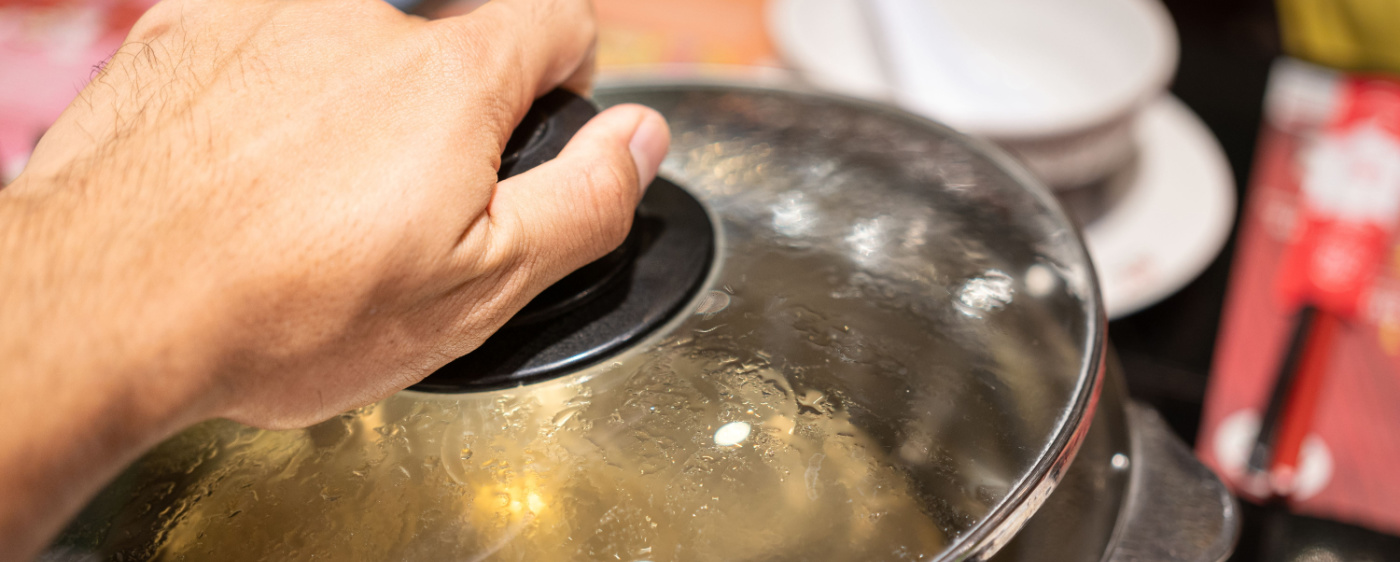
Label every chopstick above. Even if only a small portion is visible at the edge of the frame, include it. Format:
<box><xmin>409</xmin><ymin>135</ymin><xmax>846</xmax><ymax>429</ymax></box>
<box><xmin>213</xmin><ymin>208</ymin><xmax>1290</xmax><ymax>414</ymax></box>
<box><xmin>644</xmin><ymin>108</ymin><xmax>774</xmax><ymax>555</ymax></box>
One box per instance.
<box><xmin>1243</xmin><ymin>305</ymin><xmax>1338</xmax><ymax>500</ymax></box>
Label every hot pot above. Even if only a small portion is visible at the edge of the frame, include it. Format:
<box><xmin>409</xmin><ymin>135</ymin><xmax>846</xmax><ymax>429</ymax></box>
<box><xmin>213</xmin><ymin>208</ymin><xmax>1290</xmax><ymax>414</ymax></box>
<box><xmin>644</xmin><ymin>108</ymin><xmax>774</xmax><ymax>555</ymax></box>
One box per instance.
<box><xmin>46</xmin><ymin>80</ymin><xmax>1238</xmax><ymax>561</ymax></box>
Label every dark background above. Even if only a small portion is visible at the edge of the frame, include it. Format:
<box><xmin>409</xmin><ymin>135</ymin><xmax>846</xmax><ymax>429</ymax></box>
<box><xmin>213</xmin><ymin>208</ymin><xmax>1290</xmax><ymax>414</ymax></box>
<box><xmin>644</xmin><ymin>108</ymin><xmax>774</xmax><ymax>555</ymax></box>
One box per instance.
<box><xmin>1118</xmin><ymin>0</ymin><xmax>1400</xmax><ymax>558</ymax></box>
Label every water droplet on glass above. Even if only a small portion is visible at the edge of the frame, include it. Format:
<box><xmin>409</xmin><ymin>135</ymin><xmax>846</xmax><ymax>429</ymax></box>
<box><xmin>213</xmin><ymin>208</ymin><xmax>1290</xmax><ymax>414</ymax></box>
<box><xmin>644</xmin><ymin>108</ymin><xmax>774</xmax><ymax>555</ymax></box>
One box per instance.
<box><xmin>460</xmin><ymin>447</ymin><xmax>473</xmax><ymax>461</ymax></box>
<box><xmin>693</xmin><ymin>290</ymin><xmax>731</xmax><ymax>318</ymax></box>
<box><xmin>805</xmin><ymin>453</ymin><xmax>826</xmax><ymax>500</ymax></box>
<box><xmin>714</xmin><ymin>421</ymin><xmax>752</xmax><ymax>447</ymax></box>
<box><xmin>796</xmin><ymin>389</ymin><xmax>828</xmax><ymax>415</ymax></box>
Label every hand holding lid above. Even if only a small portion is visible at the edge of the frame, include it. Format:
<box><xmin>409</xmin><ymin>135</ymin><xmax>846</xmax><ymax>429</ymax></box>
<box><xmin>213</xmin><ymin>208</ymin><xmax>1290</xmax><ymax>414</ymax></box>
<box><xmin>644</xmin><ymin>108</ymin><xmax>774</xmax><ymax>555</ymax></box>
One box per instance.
<box><xmin>412</xmin><ymin>90</ymin><xmax>715</xmax><ymax>392</ymax></box>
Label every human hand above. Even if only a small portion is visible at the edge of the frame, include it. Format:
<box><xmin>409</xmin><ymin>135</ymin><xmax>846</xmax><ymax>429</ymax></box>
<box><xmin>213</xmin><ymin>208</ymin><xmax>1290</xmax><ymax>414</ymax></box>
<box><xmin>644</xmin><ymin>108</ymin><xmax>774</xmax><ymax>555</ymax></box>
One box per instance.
<box><xmin>6</xmin><ymin>0</ymin><xmax>668</xmax><ymax>428</ymax></box>
<box><xmin>0</xmin><ymin>1</ymin><xmax>667</xmax><ymax>556</ymax></box>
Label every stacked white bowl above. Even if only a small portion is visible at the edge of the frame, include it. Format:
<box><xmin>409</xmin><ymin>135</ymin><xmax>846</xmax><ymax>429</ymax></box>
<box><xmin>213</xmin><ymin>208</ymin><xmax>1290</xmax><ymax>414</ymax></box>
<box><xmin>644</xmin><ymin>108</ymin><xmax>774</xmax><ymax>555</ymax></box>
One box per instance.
<box><xmin>771</xmin><ymin>0</ymin><xmax>1179</xmax><ymax>190</ymax></box>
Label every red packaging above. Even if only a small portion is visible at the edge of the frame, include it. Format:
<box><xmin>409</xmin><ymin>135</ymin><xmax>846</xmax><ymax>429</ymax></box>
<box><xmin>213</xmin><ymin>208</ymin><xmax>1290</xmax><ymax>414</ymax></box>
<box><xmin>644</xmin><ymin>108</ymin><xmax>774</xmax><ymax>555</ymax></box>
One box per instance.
<box><xmin>1200</xmin><ymin>58</ymin><xmax>1400</xmax><ymax>535</ymax></box>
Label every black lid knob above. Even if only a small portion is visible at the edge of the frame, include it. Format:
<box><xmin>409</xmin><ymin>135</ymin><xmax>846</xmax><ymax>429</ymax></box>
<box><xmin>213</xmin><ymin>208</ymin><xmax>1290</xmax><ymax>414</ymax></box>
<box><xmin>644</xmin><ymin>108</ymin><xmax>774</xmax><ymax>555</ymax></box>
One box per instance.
<box><xmin>496</xmin><ymin>90</ymin><xmax>635</xmax><ymax>327</ymax></box>
<box><xmin>410</xmin><ymin>90</ymin><xmax>715</xmax><ymax>393</ymax></box>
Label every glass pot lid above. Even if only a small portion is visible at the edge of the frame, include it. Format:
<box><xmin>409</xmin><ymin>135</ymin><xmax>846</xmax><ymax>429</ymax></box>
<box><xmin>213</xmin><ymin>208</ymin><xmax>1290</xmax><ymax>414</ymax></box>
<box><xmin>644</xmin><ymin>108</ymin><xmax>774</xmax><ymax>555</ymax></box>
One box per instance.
<box><xmin>55</xmin><ymin>81</ymin><xmax>1105</xmax><ymax>562</ymax></box>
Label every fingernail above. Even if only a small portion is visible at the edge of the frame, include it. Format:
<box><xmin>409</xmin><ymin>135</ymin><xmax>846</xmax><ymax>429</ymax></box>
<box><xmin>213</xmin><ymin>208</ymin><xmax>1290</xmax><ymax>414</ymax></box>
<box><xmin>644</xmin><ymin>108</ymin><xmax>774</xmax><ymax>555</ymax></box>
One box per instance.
<box><xmin>628</xmin><ymin>111</ymin><xmax>670</xmax><ymax>195</ymax></box>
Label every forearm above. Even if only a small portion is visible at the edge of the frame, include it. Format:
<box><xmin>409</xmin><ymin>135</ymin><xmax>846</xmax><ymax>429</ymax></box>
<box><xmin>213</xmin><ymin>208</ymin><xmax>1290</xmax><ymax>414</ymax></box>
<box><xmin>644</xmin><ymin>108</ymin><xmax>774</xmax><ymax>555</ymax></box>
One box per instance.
<box><xmin>0</xmin><ymin>364</ymin><xmax>203</xmax><ymax>561</ymax></box>
<box><xmin>0</xmin><ymin>182</ymin><xmax>218</xmax><ymax>561</ymax></box>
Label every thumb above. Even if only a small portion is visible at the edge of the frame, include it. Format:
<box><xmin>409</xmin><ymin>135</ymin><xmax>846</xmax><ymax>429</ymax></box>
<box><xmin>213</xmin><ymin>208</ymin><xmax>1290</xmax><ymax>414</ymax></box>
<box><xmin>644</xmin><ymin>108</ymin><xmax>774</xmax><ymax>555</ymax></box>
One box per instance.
<box><xmin>481</xmin><ymin>103</ymin><xmax>670</xmax><ymax>295</ymax></box>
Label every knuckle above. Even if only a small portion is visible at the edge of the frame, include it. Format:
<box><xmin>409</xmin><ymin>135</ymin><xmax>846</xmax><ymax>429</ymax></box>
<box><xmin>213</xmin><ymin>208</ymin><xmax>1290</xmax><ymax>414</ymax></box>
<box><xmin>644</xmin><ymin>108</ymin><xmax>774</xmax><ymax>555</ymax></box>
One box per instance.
<box><xmin>426</xmin><ymin>15</ymin><xmax>493</xmax><ymax>60</ymax></box>
<box><xmin>126</xmin><ymin>1</ymin><xmax>180</xmax><ymax>42</ymax></box>
<box><xmin>301</xmin><ymin>0</ymin><xmax>403</xmax><ymax>21</ymax></box>
<box><xmin>425</xmin><ymin>22</ymin><xmax>528</xmax><ymax>132</ymax></box>
<box><xmin>481</xmin><ymin>87</ymin><xmax>521</xmax><ymax>143</ymax></box>
<box><xmin>475</xmin><ymin>216</ymin><xmax>529</xmax><ymax>275</ymax></box>
<box><xmin>433</xmin><ymin>5</ymin><xmax>520</xmax><ymax>67</ymax></box>
<box><xmin>349</xmin><ymin>0</ymin><xmax>404</xmax><ymax>16</ymax></box>
<box><xmin>564</xmin><ymin>0</ymin><xmax>599</xmax><ymax>47</ymax></box>
<box><xmin>482</xmin><ymin>236</ymin><xmax>525</xmax><ymax>276</ymax></box>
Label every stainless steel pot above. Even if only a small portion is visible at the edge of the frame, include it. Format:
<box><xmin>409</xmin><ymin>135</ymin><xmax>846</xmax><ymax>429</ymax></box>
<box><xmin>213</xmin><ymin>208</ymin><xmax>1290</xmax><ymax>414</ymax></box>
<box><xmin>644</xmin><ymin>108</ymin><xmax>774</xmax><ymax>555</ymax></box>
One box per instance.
<box><xmin>46</xmin><ymin>80</ymin><xmax>1237</xmax><ymax>562</ymax></box>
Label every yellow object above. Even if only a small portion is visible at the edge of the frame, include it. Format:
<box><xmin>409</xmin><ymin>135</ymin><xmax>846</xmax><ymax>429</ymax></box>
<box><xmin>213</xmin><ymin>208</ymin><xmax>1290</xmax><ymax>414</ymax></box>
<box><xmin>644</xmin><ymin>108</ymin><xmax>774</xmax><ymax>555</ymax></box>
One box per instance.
<box><xmin>1278</xmin><ymin>0</ymin><xmax>1400</xmax><ymax>74</ymax></box>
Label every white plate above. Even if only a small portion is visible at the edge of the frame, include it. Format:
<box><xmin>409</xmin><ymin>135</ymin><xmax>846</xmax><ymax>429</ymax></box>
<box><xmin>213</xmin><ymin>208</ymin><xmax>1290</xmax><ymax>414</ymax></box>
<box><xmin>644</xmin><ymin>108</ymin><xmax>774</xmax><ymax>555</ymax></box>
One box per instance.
<box><xmin>1082</xmin><ymin>95</ymin><xmax>1235</xmax><ymax>318</ymax></box>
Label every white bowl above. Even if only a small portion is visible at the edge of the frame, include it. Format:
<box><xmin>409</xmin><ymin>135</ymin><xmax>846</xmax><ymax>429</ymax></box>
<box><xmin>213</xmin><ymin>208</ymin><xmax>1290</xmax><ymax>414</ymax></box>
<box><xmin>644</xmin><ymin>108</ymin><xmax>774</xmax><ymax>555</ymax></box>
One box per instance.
<box><xmin>770</xmin><ymin>0</ymin><xmax>1179</xmax><ymax>188</ymax></box>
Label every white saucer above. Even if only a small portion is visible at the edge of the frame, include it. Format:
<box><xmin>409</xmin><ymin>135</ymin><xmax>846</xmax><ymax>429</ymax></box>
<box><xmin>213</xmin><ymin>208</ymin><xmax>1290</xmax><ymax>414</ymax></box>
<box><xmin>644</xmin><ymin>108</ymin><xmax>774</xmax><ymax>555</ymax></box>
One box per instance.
<box><xmin>1082</xmin><ymin>95</ymin><xmax>1235</xmax><ymax>318</ymax></box>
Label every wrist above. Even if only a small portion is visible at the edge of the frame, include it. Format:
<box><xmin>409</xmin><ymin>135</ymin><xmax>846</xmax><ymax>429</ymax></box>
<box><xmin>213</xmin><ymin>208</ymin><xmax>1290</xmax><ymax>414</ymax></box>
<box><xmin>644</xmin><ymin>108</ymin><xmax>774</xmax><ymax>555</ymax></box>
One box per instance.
<box><xmin>4</xmin><ymin>175</ymin><xmax>226</xmax><ymax>393</ymax></box>
<box><xmin>0</xmin><ymin>181</ymin><xmax>225</xmax><ymax>560</ymax></box>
